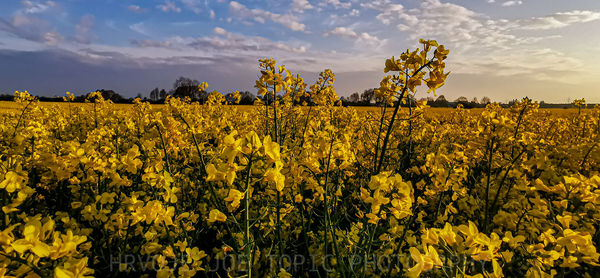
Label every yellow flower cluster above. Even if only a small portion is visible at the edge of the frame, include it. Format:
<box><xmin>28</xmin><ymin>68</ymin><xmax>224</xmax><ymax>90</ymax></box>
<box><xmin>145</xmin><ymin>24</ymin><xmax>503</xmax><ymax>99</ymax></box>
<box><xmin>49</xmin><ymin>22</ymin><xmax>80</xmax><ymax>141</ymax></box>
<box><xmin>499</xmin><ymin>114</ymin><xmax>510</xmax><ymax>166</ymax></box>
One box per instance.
<box><xmin>1</xmin><ymin>39</ymin><xmax>599</xmax><ymax>278</ymax></box>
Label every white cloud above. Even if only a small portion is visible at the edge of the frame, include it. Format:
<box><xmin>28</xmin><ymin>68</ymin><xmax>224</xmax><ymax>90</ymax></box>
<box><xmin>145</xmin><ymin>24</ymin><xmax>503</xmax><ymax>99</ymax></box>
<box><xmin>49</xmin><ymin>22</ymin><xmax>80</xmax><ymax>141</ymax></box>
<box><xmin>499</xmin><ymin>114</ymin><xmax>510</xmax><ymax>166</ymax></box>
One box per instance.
<box><xmin>292</xmin><ymin>0</ymin><xmax>314</xmax><ymax>13</ymax></box>
<box><xmin>0</xmin><ymin>13</ymin><xmax>62</xmax><ymax>45</ymax></box>
<box><xmin>321</xmin><ymin>0</ymin><xmax>351</xmax><ymax>9</ymax></box>
<box><xmin>487</xmin><ymin>0</ymin><xmax>525</xmax><ymax>6</ymax></box>
<box><xmin>380</xmin><ymin>0</ymin><xmax>600</xmax><ymax>45</ymax></box>
<box><xmin>360</xmin><ymin>0</ymin><xmax>528</xmax><ymax>51</ymax></box>
<box><xmin>157</xmin><ymin>0</ymin><xmax>181</xmax><ymax>13</ymax></box>
<box><xmin>213</xmin><ymin>27</ymin><xmax>227</xmax><ymax>35</ymax></box>
<box><xmin>454</xmin><ymin>48</ymin><xmax>585</xmax><ymax>83</ymax></box>
<box><xmin>325</xmin><ymin>26</ymin><xmax>356</xmax><ymax>38</ymax></box>
<box><xmin>210</xmin><ymin>10</ymin><xmax>216</xmax><ymax>19</ymax></box>
<box><xmin>352</xmin><ymin>0</ymin><xmax>600</xmax><ymax>85</ymax></box>
<box><xmin>359</xmin><ymin>0</ymin><xmax>392</xmax><ymax>10</ymax></box>
<box><xmin>350</xmin><ymin>9</ymin><xmax>360</xmax><ymax>16</ymax></box>
<box><xmin>360</xmin><ymin>1</ymin><xmax>409</xmax><ymax>25</ymax></box>
<box><xmin>378</xmin><ymin>4</ymin><xmax>411</xmax><ymax>25</ymax></box>
<box><xmin>517</xmin><ymin>10</ymin><xmax>600</xmax><ymax>30</ymax></box>
<box><xmin>502</xmin><ymin>1</ymin><xmax>523</xmax><ymax>7</ymax></box>
<box><xmin>355</xmin><ymin>32</ymin><xmax>384</xmax><ymax>47</ymax></box>
<box><xmin>21</xmin><ymin>1</ymin><xmax>56</xmax><ymax>14</ymax></box>
<box><xmin>73</xmin><ymin>15</ymin><xmax>95</xmax><ymax>44</ymax></box>
<box><xmin>323</xmin><ymin>14</ymin><xmax>340</xmax><ymax>26</ymax></box>
<box><xmin>127</xmin><ymin>5</ymin><xmax>145</xmax><ymax>13</ymax></box>
<box><xmin>129</xmin><ymin>22</ymin><xmax>150</xmax><ymax>36</ymax></box>
<box><xmin>129</xmin><ymin>27</ymin><xmax>309</xmax><ymax>54</ymax></box>
<box><xmin>382</xmin><ymin>0</ymin><xmax>485</xmax><ymax>45</ymax></box>
<box><xmin>181</xmin><ymin>0</ymin><xmax>202</xmax><ymax>14</ymax></box>
<box><xmin>229</xmin><ymin>1</ymin><xmax>306</xmax><ymax>32</ymax></box>
<box><xmin>42</xmin><ymin>31</ymin><xmax>61</xmax><ymax>45</ymax></box>
<box><xmin>324</xmin><ymin>27</ymin><xmax>385</xmax><ymax>47</ymax></box>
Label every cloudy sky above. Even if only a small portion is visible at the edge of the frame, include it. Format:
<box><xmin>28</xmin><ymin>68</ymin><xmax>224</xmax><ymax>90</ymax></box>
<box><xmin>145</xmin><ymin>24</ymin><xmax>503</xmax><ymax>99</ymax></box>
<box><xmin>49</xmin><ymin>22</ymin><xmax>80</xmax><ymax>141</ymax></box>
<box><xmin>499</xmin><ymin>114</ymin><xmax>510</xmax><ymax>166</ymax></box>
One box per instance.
<box><xmin>1</xmin><ymin>0</ymin><xmax>599</xmax><ymax>103</ymax></box>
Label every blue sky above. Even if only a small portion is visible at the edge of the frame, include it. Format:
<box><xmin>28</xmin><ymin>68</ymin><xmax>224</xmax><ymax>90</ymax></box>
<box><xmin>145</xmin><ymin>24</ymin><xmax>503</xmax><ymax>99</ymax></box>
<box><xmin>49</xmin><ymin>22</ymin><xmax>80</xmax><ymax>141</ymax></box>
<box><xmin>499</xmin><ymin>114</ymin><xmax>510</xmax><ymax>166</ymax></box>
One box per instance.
<box><xmin>1</xmin><ymin>0</ymin><xmax>599</xmax><ymax>103</ymax></box>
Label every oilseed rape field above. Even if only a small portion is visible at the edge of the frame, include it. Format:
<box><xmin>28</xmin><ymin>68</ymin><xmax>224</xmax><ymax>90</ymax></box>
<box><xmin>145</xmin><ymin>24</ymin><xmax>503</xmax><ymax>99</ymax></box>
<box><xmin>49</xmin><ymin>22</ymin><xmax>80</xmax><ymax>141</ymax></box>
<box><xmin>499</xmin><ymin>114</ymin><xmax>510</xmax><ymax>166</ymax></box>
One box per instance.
<box><xmin>1</xmin><ymin>41</ymin><xmax>600</xmax><ymax>278</ymax></box>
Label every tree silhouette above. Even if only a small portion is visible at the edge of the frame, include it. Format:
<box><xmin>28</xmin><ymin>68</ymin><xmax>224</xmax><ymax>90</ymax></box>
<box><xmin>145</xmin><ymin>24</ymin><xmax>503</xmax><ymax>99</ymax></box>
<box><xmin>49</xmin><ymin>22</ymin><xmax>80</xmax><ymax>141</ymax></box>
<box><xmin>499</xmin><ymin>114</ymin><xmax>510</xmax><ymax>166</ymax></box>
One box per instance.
<box><xmin>172</xmin><ymin>77</ymin><xmax>200</xmax><ymax>100</ymax></box>
<box><xmin>481</xmin><ymin>96</ymin><xmax>491</xmax><ymax>105</ymax></box>
<box><xmin>455</xmin><ymin>96</ymin><xmax>468</xmax><ymax>103</ymax></box>
<box><xmin>360</xmin><ymin>88</ymin><xmax>375</xmax><ymax>105</ymax></box>
<box><xmin>432</xmin><ymin>95</ymin><xmax>449</xmax><ymax>107</ymax></box>
<box><xmin>349</xmin><ymin>92</ymin><xmax>360</xmax><ymax>103</ymax></box>
<box><xmin>149</xmin><ymin>88</ymin><xmax>160</xmax><ymax>101</ymax></box>
<box><xmin>239</xmin><ymin>91</ymin><xmax>255</xmax><ymax>105</ymax></box>
<box><xmin>149</xmin><ymin>88</ymin><xmax>159</xmax><ymax>101</ymax></box>
<box><xmin>94</xmin><ymin>89</ymin><xmax>126</xmax><ymax>102</ymax></box>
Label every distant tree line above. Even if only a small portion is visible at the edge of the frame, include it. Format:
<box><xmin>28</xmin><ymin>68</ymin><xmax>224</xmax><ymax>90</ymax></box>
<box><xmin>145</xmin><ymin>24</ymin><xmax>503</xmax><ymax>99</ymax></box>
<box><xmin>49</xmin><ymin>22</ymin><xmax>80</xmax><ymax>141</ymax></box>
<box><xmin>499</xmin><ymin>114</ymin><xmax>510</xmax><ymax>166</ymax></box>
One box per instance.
<box><xmin>0</xmin><ymin>89</ymin><xmax>135</xmax><ymax>103</ymax></box>
<box><xmin>147</xmin><ymin>76</ymin><xmax>256</xmax><ymax>105</ymax></box>
<box><xmin>0</xmin><ymin>76</ymin><xmax>257</xmax><ymax>105</ymax></box>
<box><xmin>0</xmin><ymin>80</ymin><xmax>593</xmax><ymax>109</ymax></box>
<box><xmin>338</xmin><ymin>89</ymin><xmax>586</xmax><ymax>109</ymax></box>
<box><xmin>340</xmin><ymin>89</ymin><xmax>491</xmax><ymax>108</ymax></box>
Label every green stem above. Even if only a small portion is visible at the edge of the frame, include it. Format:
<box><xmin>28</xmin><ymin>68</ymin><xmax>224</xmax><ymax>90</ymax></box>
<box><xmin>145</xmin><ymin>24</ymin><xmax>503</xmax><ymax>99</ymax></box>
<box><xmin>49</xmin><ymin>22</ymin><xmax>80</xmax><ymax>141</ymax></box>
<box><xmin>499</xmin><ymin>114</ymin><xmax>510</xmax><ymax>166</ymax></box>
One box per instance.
<box><xmin>276</xmin><ymin>189</ymin><xmax>283</xmax><ymax>270</ymax></box>
<box><xmin>273</xmin><ymin>84</ymin><xmax>279</xmax><ymax>144</ymax></box>
<box><xmin>154</xmin><ymin>124</ymin><xmax>172</xmax><ymax>174</ymax></box>
<box><xmin>11</xmin><ymin>99</ymin><xmax>35</xmax><ymax>138</ymax></box>
<box><xmin>373</xmin><ymin>104</ymin><xmax>387</xmax><ymax>173</ymax></box>
<box><xmin>483</xmin><ymin>136</ymin><xmax>495</xmax><ymax>232</ymax></box>
<box><xmin>0</xmin><ymin>252</ymin><xmax>48</xmax><ymax>278</ymax></box>
<box><xmin>376</xmin><ymin>89</ymin><xmax>405</xmax><ymax>173</ymax></box>
<box><xmin>376</xmin><ymin>59</ymin><xmax>433</xmax><ymax>173</ymax></box>
<box><xmin>245</xmin><ymin>156</ymin><xmax>254</xmax><ymax>278</ymax></box>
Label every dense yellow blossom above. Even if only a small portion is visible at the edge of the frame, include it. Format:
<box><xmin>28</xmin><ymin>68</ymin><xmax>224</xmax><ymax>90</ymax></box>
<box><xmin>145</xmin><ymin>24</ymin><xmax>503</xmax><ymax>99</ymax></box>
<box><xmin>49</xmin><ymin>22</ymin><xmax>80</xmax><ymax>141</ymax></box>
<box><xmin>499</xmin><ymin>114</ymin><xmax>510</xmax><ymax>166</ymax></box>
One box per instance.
<box><xmin>0</xmin><ymin>40</ymin><xmax>599</xmax><ymax>278</ymax></box>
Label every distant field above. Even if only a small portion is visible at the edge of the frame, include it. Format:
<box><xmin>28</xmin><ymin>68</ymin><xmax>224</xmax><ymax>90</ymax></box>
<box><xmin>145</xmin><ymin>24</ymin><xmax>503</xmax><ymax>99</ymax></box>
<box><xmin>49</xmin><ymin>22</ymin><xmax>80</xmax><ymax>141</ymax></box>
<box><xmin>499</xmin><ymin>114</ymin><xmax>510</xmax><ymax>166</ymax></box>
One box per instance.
<box><xmin>0</xmin><ymin>101</ymin><xmax>156</xmax><ymax>113</ymax></box>
<box><xmin>0</xmin><ymin>101</ymin><xmax>584</xmax><ymax>115</ymax></box>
